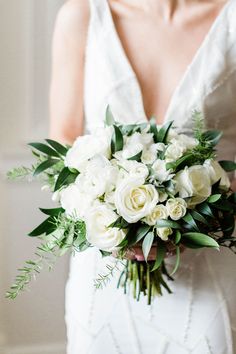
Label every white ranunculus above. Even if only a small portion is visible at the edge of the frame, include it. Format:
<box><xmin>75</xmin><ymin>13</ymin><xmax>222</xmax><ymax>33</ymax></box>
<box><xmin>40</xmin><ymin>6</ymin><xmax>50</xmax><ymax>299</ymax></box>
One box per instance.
<box><xmin>166</xmin><ymin>197</ymin><xmax>187</xmax><ymax>220</ymax></box>
<box><xmin>165</xmin><ymin>142</ymin><xmax>185</xmax><ymax>162</ymax></box>
<box><xmin>143</xmin><ymin>204</ymin><xmax>168</xmax><ymax>226</ymax></box>
<box><xmin>76</xmin><ymin>155</ymin><xmax>118</xmax><ymax>198</ymax></box>
<box><xmin>85</xmin><ymin>205</ymin><xmax>126</xmax><ymax>251</ymax></box>
<box><xmin>204</xmin><ymin>159</ymin><xmax>230</xmax><ymax>191</ymax></box>
<box><xmin>115</xmin><ymin>177</ymin><xmax>159</xmax><ymax>223</ymax></box>
<box><xmin>174</xmin><ymin>165</ymin><xmax>212</xmax><ymax>208</ymax></box>
<box><xmin>60</xmin><ymin>184</ymin><xmax>93</xmax><ymax>220</ymax></box>
<box><xmin>64</xmin><ymin>127</ymin><xmax>113</xmax><ymax>171</ymax></box>
<box><xmin>156</xmin><ymin>227</ymin><xmax>173</xmax><ymax>241</ymax></box>
<box><xmin>152</xmin><ymin>159</ymin><xmax>172</xmax><ymax>182</ymax></box>
<box><xmin>117</xmin><ymin>160</ymin><xmax>149</xmax><ymax>181</ymax></box>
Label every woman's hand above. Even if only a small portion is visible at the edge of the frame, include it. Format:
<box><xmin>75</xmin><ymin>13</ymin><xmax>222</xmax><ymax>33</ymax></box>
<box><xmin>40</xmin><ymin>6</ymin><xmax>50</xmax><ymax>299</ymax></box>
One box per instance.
<box><xmin>113</xmin><ymin>243</ymin><xmax>185</xmax><ymax>261</ymax></box>
<box><xmin>231</xmin><ymin>178</ymin><xmax>236</xmax><ymax>192</ymax></box>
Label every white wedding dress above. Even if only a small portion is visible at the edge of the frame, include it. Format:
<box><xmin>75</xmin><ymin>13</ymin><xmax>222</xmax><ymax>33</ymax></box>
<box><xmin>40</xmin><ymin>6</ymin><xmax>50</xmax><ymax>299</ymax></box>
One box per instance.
<box><xmin>65</xmin><ymin>0</ymin><xmax>236</xmax><ymax>353</ymax></box>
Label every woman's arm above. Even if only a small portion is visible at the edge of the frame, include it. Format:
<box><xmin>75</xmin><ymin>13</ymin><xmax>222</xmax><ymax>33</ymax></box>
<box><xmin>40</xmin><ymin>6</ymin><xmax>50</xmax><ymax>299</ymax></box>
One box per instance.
<box><xmin>49</xmin><ymin>0</ymin><xmax>89</xmax><ymax>144</ymax></box>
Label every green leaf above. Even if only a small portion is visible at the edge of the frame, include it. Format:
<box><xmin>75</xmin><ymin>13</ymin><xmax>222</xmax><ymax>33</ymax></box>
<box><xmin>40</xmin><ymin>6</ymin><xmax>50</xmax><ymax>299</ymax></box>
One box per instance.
<box><xmin>100</xmin><ymin>250</ymin><xmax>112</xmax><ymax>257</ymax></box>
<box><xmin>111</xmin><ymin>125</ymin><xmax>124</xmax><ymax>154</ymax></box>
<box><xmin>151</xmin><ymin>242</ymin><xmax>166</xmax><ymax>271</ymax></box>
<box><xmin>105</xmin><ymin>105</ymin><xmax>115</xmax><ymax>126</ymax></box>
<box><xmin>170</xmin><ymin>246</ymin><xmax>180</xmax><ymax>276</ymax></box>
<box><xmin>149</xmin><ymin>117</ymin><xmax>158</xmax><ymax>142</ymax></box>
<box><xmin>157</xmin><ymin>120</ymin><xmax>173</xmax><ymax>143</ymax></box>
<box><xmin>174</xmin><ymin>230</ymin><xmax>182</xmax><ymax>244</ymax></box>
<box><xmin>212</xmin><ymin>200</ymin><xmax>233</xmax><ymax>211</ymax></box>
<box><xmin>45</xmin><ymin>139</ymin><xmax>68</xmax><ymax>156</ymax></box>
<box><xmin>183</xmin><ymin>213</ymin><xmax>199</xmax><ymax>231</ymax></box>
<box><xmin>28</xmin><ymin>217</ymin><xmax>55</xmax><ymax>237</ymax></box>
<box><xmin>190</xmin><ymin>210</ymin><xmax>208</xmax><ymax>225</ymax></box>
<box><xmin>39</xmin><ymin>207</ymin><xmax>65</xmax><ymax>216</ymax></box>
<box><xmin>127</xmin><ymin>150</ymin><xmax>142</xmax><ymax>162</ymax></box>
<box><xmin>108</xmin><ymin>217</ymin><xmax>129</xmax><ymax>229</ymax></box>
<box><xmin>202</xmin><ymin>130</ymin><xmax>222</xmax><ymax>146</ymax></box>
<box><xmin>142</xmin><ymin>231</ymin><xmax>154</xmax><ymax>262</ymax></box>
<box><xmin>182</xmin><ymin>232</ymin><xmax>219</xmax><ymax>249</ymax></box>
<box><xmin>156</xmin><ymin>219</ymin><xmax>181</xmax><ymax>229</ymax></box>
<box><xmin>166</xmin><ymin>154</ymin><xmax>193</xmax><ymax>171</ymax></box>
<box><xmin>197</xmin><ymin>203</ymin><xmax>214</xmax><ymax>218</ymax></box>
<box><xmin>219</xmin><ymin>160</ymin><xmax>236</xmax><ymax>172</ymax></box>
<box><xmin>207</xmin><ymin>194</ymin><xmax>222</xmax><ymax>203</ymax></box>
<box><xmin>54</xmin><ymin>167</ymin><xmax>78</xmax><ymax>192</ymax></box>
<box><xmin>129</xmin><ymin>224</ymin><xmax>151</xmax><ymax>246</ymax></box>
<box><xmin>29</xmin><ymin>142</ymin><xmax>60</xmax><ymax>157</ymax></box>
<box><xmin>33</xmin><ymin>159</ymin><xmax>60</xmax><ymax>176</ymax></box>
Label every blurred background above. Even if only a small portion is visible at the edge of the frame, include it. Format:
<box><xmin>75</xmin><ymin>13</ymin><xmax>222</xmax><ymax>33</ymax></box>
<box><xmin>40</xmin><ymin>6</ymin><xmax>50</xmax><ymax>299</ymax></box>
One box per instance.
<box><xmin>0</xmin><ymin>1</ymin><xmax>69</xmax><ymax>353</ymax></box>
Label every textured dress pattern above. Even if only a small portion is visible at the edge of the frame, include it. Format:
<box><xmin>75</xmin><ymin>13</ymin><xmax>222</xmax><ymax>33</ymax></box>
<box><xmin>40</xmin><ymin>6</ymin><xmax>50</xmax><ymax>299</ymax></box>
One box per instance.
<box><xmin>65</xmin><ymin>1</ymin><xmax>236</xmax><ymax>353</ymax></box>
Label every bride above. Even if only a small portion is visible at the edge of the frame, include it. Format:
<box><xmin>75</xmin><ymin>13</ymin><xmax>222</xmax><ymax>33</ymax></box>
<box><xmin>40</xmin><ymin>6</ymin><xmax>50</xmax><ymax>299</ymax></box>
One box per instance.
<box><xmin>50</xmin><ymin>0</ymin><xmax>236</xmax><ymax>353</ymax></box>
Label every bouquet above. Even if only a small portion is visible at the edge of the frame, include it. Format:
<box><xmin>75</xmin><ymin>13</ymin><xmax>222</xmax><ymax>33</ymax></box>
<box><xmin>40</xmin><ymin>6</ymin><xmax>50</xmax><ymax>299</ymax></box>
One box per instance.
<box><xmin>7</xmin><ymin>108</ymin><xmax>236</xmax><ymax>305</ymax></box>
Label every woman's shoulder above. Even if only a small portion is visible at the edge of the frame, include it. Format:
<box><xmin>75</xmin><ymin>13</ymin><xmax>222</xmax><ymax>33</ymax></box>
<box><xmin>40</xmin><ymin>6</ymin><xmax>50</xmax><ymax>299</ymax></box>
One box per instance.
<box><xmin>55</xmin><ymin>0</ymin><xmax>90</xmax><ymax>40</ymax></box>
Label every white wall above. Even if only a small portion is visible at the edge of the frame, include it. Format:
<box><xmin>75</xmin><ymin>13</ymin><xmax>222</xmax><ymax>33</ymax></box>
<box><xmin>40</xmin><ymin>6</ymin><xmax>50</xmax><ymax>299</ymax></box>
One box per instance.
<box><xmin>0</xmin><ymin>1</ymin><xmax>68</xmax><ymax>353</ymax></box>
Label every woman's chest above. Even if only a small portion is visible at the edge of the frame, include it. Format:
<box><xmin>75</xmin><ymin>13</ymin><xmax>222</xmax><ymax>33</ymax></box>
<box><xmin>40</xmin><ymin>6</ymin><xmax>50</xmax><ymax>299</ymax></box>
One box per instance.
<box><xmin>109</xmin><ymin>3</ymin><xmax>227</xmax><ymax>122</ymax></box>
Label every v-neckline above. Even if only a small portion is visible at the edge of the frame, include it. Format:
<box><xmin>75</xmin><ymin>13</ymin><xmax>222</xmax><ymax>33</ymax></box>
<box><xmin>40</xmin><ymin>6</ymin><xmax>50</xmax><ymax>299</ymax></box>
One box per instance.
<box><xmin>105</xmin><ymin>0</ymin><xmax>232</xmax><ymax>124</ymax></box>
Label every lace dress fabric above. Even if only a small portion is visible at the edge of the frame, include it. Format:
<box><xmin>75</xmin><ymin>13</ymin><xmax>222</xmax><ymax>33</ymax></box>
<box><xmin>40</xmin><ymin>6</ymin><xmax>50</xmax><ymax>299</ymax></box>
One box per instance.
<box><xmin>65</xmin><ymin>1</ymin><xmax>236</xmax><ymax>353</ymax></box>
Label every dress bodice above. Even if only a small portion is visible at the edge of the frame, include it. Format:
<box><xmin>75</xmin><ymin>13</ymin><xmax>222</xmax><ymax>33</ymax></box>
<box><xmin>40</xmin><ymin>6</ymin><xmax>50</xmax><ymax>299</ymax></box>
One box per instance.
<box><xmin>84</xmin><ymin>0</ymin><xmax>236</xmax><ymax>161</ymax></box>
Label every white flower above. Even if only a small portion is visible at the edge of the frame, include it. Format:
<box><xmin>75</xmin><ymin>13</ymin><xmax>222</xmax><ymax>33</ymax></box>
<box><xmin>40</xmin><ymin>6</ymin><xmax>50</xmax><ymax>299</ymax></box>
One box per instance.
<box><xmin>75</xmin><ymin>155</ymin><xmax>118</xmax><ymax>198</ymax></box>
<box><xmin>174</xmin><ymin>134</ymin><xmax>198</xmax><ymax>150</ymax></box>
<box><xmin>117</xmin><ymin>160</ymin><xmax>149</xmax><ymax>181</ymax></box>
<box><xmin>85</xmin><ymin>205</ymin><xmax>126</xmax><ymax>251</ymax></box>
<box><xmin>115</xmin><ymin>132</ymin><xmax>154</xmax><ymax>160</ymax></box>
<box><xmin>156</xmin><ymin>227</ymin><xmax>173</xmax><ymax>241</ymax></box>
<box><xmin>204</xmin><ymin>159</ymin><xmax>230</xmax><ymax>191</ymax></box>
<box><xmin>143</xmin><ymin>204</ymin><xmax>168</xmax><ymax>226</ymax></box>
<box><xmin>60</xmin><ymin>184</ymin><xmax>92</xmax><ymax>220</ymax></box>
<box><xmin>159</xmin><ymin>191</ymin><xmax>168</xmax><ymax>202</ymax></box>
<box><xmin>174</xmin><ymin>165</ymin><xmax>212</xmax><ymax>208</ymax></box>
<box><xmin>64</xmin><ymin>127</ymin><xmax>112</xmax><ymax>171</ymax></box>
<box><xmin>165</xmin><ymin>142</ymin><xmax>185</xmax><ymax>162</ymax></box>
<box><xmin>141</xmin><ymin>143</ymin><xmax>166</xmax><ymax>165</ymax></box>
<box><xmin>115</xmin><ymin>177</ymin><xmax>159</xmax><ymax>223</ymax></box>
<box><xmin>152</xmin><ymin>159</ymin><xmax>172</xmax><ymax>182</ymax></box>
<box><xmin>166</xmin><ymin>198</ymin><xmax>187</xmax><ymax>220</ymax></box>
<box><xmin>165</xmin><ymin>134</ymin><xmax>198</xmax><ymax>163</ymax></box>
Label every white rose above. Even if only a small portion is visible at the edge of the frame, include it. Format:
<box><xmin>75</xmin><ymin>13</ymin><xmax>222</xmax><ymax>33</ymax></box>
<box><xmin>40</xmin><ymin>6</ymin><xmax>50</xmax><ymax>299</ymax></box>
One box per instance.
<box><xmin>204</xmin><ymin>159</ymin><xmax>230</xmax><ymax>191</ymax></box>
<box><xmin>156</xmin><ymin>227</ymin><xmax>173</xmax><ymax>241</ymax></box>
<box><xmin>115</xmin><ymin>177</ymin><xmax>159</xmax><ymax>223</ymax></box>
<box><xmin>85</xmin><ymin>205</ymin><xmax>126</xmax><ymax>251</ymax></box>
<box><xmin>65</xmin><ymin>127</ymin><xmax>112</xmax><ymax>171</ymax></box>
<box><xmin>60</xmin><ymin>184</ymin><xmax>93</xmax><ymax>220</ymax></box>
<box><xmin>165</xmin><ymin>142</ymin><xmax>185</xmax><ymax>162</ymax></box>
<box><xmin>152</xmin><ymin>159</ymin><xmax>172</xmax><ymax>182</ymax></box>
<box><xmin>174</xmin><ymin>165</ymin><xmax>212</xmax><ymax>208</ymax></box>
<box><xmin>166</xmin><ymin>197</ymin><xmax>187</xmax><ymax>220</ymax></box>
<box><xmin>143</xmin><ymin>204</ymin><xmax>168</xmax><ymax>226</ymax></box>
<box><xmin>117</xmin><ymin>160</ymin><xmax>149</xmax><ymax>181</ymax></box>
